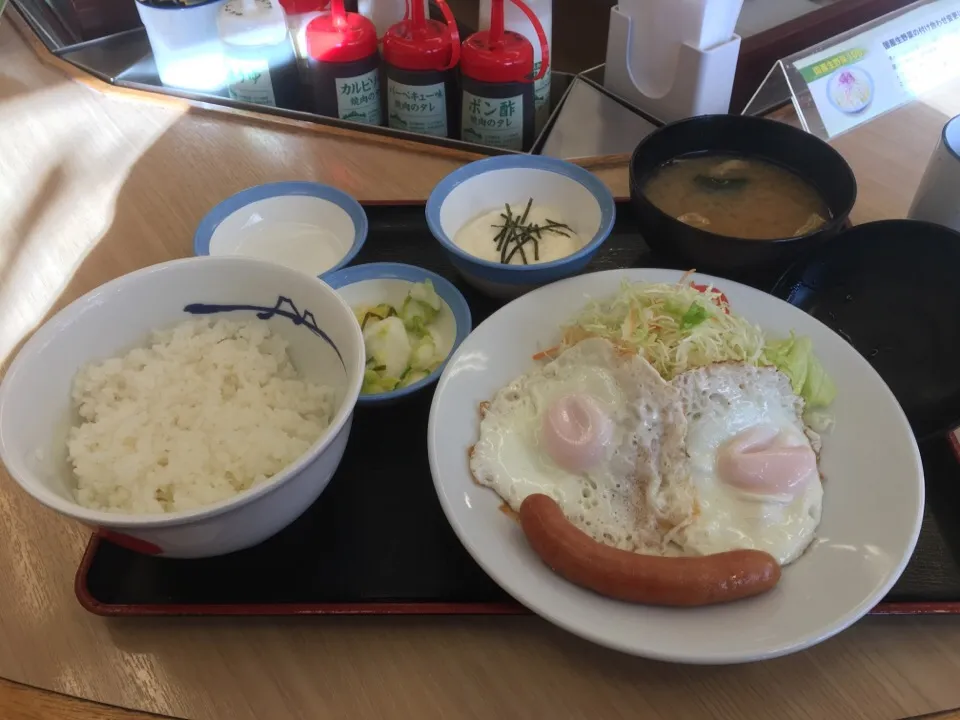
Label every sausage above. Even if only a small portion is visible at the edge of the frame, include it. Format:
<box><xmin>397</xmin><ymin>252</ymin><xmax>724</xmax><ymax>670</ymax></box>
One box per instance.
<box><xmin>518</xmin><ymin>494</ymin><xmax>781</xmax><ymax>607</ymax></box>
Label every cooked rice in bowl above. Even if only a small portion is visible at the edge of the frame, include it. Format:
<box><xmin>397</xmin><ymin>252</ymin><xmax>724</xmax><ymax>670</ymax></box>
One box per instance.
<box><xmin>67</xmin><ymin>317</ymin><xmax>336</xmax><ymax>514</ymax></box>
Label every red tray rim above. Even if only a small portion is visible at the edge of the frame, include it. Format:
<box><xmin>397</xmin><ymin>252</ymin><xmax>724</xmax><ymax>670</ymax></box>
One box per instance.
<box><xmin>74</xmin><ymin>534</ymin><xmax>960</xmax><ymax>618</ymax></box>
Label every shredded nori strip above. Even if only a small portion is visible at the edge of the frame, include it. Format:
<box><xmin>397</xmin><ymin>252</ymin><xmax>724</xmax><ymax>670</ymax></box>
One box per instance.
<box><xmin>489</xmin><ymin>200</ymin><xmax>574</xmax><ymax>265</ymax></box>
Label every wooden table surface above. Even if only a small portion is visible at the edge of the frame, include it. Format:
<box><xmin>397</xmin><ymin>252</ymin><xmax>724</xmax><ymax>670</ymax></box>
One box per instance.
<box><xmin>3</xmin><ymin>9</ymin><xmax>960</xmax><ymax>720</ymax></box>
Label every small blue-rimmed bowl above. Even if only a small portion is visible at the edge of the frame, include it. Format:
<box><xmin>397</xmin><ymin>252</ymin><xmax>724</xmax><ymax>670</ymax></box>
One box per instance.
<box><xmin>324</xmin><ymin>263</ymin><xmax>472</xmax><ymax>405</ymax></box>
<box><xmin>194</xmin><ymin>181</ymin><xmax>368</xmax><ymax>278</ymax></box>
<box><xmin>425</xmin><ymin>156</ymin><xmax>616</xmax><ymax>299</ymax></box>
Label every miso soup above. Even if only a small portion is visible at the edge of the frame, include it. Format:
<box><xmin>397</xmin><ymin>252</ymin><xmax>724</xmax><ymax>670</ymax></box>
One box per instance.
<box><xmin>642</xmin><ymin>154</ymin><xmax>831</xmax><ymax>240</ymax></box>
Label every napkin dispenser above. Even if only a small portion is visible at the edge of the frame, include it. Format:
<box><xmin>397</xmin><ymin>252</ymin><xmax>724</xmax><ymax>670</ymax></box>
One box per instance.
<box><xmin>603</xmin><ymin>0</ymin><xmax>744</xmax><ymax>123</ymax></box>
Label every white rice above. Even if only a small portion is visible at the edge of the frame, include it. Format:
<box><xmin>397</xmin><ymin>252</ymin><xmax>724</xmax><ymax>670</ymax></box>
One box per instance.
<box><xmin>67</xmin><ymin>318</ymin><xmax>336</xmax><ymax>514</ymax></box>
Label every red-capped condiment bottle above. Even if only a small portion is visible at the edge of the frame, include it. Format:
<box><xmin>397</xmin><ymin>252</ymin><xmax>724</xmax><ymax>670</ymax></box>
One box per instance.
<box><xmin>304</xmin><ymin>0</ymin><xmax>382</xmax><ymax>125</ymax></box>
<box><xmin>459</xmin><ymin>0</ymin><xmax>548</xmax><ymax>151</ymax></box>
<box><xmin>382</xmin><ymin>0</ymin><xmax>460</xmax><ymax>138</ymax></box>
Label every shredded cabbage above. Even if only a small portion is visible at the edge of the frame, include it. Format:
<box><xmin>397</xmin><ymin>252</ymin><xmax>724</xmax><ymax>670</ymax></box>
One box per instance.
<box><xmin>762</xmin><ymin>332</ymin><xmax>836</xmax><ymax>408</ymax></box>
<box><xmin>557</xmin><ymin>279</ymin><xmax>835</xmax><ymax>408</ymax></box>
<box><xmin>562</xmin><ymin>279</ymin><xmax>766</xmax><ymax>379</ymax></box>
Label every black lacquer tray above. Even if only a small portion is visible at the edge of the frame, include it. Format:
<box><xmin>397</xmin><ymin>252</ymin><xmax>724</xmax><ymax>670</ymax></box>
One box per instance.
<box><xmin>76</xmin><ymin>203</ymin><xmax>960</xmax><ymax>616</ymax></box>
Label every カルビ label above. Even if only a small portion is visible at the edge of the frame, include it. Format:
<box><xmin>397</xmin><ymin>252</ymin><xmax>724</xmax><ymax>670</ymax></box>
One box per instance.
<box><xmin>336</xmin><ymin>69</ymin><xmax>382</xmax><ymax>125</ymax></box>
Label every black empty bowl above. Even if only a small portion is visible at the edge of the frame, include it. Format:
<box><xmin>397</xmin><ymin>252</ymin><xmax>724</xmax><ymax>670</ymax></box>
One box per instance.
<box><xmin>629</xmin><ymin>114</ymin><xmax>858</xmax><ymax>278</ymax></box>
<box><xmin>773</xmin><ymin>219</ymin><xmax>960</xmax><ymax>442</ymax></box>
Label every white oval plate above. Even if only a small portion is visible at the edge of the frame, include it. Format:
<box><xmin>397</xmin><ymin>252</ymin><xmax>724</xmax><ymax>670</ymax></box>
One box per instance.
<box><xmin>427</xmin><ymin>268</ymin><xmax>924</xmax><ymax>664</ymax></box>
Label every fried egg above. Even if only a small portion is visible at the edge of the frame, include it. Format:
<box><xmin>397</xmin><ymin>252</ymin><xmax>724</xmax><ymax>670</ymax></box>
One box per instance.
<box><xmin>470</xmin><ymin>338</ymin><xmax>694</xmax><ymax>552</ymax></box>
<box><xmin>672</xmin><ymin>363</ymin><xmax>823</xmax><ymax>566</ymax></box>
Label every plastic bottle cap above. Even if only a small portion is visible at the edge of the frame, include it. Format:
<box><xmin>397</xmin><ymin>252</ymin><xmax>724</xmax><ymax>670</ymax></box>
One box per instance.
<box><xmin>382</xmin><ymin>19</ymin><xmax>453</xmax><ymax>72</ymax></box>
<box><xmin>279</xmin><ymin>0</ymin><xmax>328</xmax><ymax>13</ymax></box>
<box><xmin>305</xmin><ymin>11</ymin><xmax>378</xmax><ymax>63</ymax></box>
<box><xmin>219</xmin><ymin>0</ymin><xmax>289</xmax><ymax>47</ymax></box>
<box><xmin>460</xmin><ymin>29</ymin><xmax>533</xmax><ymax>84</ymax></box>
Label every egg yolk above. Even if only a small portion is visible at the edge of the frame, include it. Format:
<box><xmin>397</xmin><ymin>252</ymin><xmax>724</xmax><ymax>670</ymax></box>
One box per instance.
<box><xmin>541</xmin><ymin>394</ymin><xmax>613</xmax><ymax>472</ymax></box>
<box><xmin>716</xmin><ymin>424</ymin><xmax>817</xmax><ymax>496</ymax></box>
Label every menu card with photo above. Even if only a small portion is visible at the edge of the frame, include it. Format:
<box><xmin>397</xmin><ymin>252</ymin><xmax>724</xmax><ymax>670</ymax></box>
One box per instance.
<box><xmin>743</xmin><ymin>0</ymin><xmax>960</xmax><ymax>139</ymax></box>
<box><xmin>792</xmin><ymin>0</ymin><xmax>960</xmax><ymax>137</ymax></box>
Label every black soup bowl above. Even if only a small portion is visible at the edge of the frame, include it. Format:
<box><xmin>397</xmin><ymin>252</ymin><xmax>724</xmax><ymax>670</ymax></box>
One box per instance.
<box><xmin>629</xmin><ymin>114</ymin><xmax>858</xmax><ymax>277</ymax></box>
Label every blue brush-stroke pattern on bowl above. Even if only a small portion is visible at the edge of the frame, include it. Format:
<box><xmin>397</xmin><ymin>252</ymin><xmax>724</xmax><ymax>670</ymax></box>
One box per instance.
<box><xmin>324</xmin><ymin>262</ymin><xmax>472</xmax><ymax>405</ymax></box>
<box><xmin>425</xmin><ymin>155</ymin><xmax>617</xmax><ymax>288</ymax></box>
<box><xmin>183</xmin><ymin>295</ymin><xmax>345</xmax><ymax>368</ymax></box>
<box><xmin>193</xmin><ymin>181</ymin><xmax>368</xmax><ymax>277</ymax></box>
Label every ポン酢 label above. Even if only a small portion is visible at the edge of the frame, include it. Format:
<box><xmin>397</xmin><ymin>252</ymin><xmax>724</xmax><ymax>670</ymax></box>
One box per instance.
<box><xmin>461</xmin><ymin>91</ymin><xmax>524</xmax><ymax>150</ymax></box>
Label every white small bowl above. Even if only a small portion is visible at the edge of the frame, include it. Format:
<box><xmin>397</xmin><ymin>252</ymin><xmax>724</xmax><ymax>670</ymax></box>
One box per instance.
<box><xmin>324</xmin><ymin>263</ymin><xmax>472</xmax><ymax>405</ymax></box>
<box><xmin>194</xmin><ymin>181</ymin><xmax>368</xmax><ymax>278</ymax></box>
<box><xmin>426</xmin><ymin>156</ymin><xmax>617</xmax><ymax>299</ymax></box>
<box><xmin>0</xmin><ymin>257</ymin><xmax>365</xmax><ymax>558</ymax></box>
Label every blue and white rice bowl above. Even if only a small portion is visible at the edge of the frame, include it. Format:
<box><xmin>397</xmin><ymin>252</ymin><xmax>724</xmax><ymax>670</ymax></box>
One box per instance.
<box><xmin>0</xmin><ymin>257</ymin><xmax>365</xmax><ymax>558</ymax></box>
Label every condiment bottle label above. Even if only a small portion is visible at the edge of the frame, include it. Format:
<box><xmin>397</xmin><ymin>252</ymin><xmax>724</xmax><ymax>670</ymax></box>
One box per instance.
<box><xmin>387</xmin><ymin>80</ymin><xmax>447</xmax><ymax>137</ymax></box>
<box><xmin>534</xmin><ymin>63</ymin><xmax>550</xmax><ymax>129</ymax></box>
<box><xmin>461</xmin><ymin>91</ymin><xmax>524</xmax><ymax>150</ymax></box>
<box><xmin>336</xmin><ymin>69</ymin><xmax>382</xmax><ymax>125</ymax></box>
<box><xmin>225</xmin><ymin>57</ymin><xmax>278</xmax><ymax>106</ymax></box>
